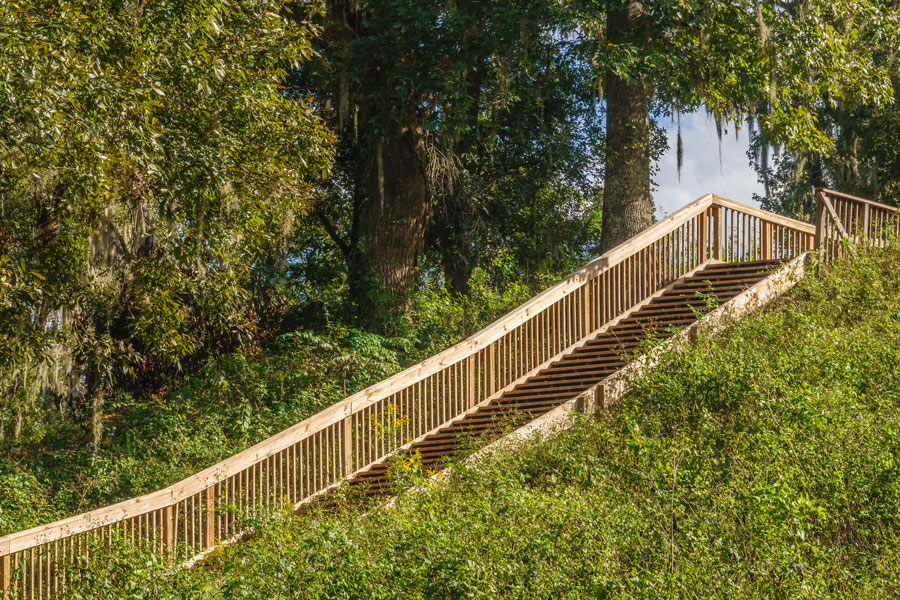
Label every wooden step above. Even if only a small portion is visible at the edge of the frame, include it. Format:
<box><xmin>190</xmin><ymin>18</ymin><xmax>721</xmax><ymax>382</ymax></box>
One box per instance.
<box><xmin>322</xmin><ymin>260</ymin><xmax>783</xmax><ymax>502</ymax></box>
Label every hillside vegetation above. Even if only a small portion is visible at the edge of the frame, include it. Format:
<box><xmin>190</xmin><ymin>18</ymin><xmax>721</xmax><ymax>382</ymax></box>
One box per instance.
<box><xmin>0</xmin><ymin>275</ymin><xmax>536</xmax><ymax>536</ymax></box>
<box><xmin>62</xmin><ymin>247</ymin><xmax>900</xmax><ymax>599</ymax></box>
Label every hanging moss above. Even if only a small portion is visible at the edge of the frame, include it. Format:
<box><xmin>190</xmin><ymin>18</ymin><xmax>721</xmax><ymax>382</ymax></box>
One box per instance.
<box><xmin>677</xmin><ymin>116</ymin><xmax>684</xmax><ymax>183</ymax></box>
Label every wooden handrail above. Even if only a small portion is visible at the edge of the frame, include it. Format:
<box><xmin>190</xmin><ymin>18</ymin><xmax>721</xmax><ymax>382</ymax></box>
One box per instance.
<box><xmin>815</xmin><ymin>188</ymin><xmax>898</xmax><ymax>213</ymax></box>
<box><xmin>815</xmin><ymin>188</ymin><xmax>899</xmax><ymax>262</ymax></box>
<box><xmin>712</xmin><ymin>195</ymin><xmax>815</xmax><ymax>235</ymax></box>
<box><xmin>0</xmin><ymin>194</ymin><xmax>717</xmax><ymax>550</ymax></box>
<box><xmin>0</xmin><ymin>195</ymin><xmax>817</xmax><ymax>599</ymax></box>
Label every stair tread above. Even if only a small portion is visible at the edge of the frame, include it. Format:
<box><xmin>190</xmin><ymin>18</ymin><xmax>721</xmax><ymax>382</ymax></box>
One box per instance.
<box><xmin>325</xmin><ymin>260</ymin><xmax>781</xmax><ymax>500</ymax></box>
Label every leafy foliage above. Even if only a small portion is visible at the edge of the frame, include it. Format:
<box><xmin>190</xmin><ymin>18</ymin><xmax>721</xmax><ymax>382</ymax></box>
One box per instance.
<box><xmin>55</xmin><ymin>243</ymin><xmax>900</xmax><ymax>598</ymax></box>
<box><xmin>0</xmin><ymin>269</ymin><xmax>532</xmax><ymax>535</ymax></box>
<box><xmin>0</xmin><ymin>1</ymin><xmax>333</xmax><ymax>447</ymax></box>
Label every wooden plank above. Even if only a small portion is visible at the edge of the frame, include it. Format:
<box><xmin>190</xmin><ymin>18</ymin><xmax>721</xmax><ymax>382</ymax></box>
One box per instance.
<box><xmin>1</xmin><ymin>553</ymin><xmax>9</xmax><ymax>598</ymax></box>
<box><xmin>204</xmin><ymin>488</ymin><xmax>214</xmax><ymax>550</ymax></box>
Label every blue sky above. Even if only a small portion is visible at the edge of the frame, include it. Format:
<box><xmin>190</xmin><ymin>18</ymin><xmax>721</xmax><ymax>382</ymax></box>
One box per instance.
<box><xmin>653</xmin><ymin>111</ymin><xmax>763</xmax><ymax>217</ymax></box>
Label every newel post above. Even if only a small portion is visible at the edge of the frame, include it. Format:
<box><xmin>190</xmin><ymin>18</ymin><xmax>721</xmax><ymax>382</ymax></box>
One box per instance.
<box><xmin>814</xmin><ymin>189</ymin><xmax>826</xmax><ymax>251</ymax></box>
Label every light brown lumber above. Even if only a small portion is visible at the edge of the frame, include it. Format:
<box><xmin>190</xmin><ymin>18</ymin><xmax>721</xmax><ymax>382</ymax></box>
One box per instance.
<box><xmin>467</xmin><ymin>252</ymin><xmax>808</xmax><ymax>461</ymax></box>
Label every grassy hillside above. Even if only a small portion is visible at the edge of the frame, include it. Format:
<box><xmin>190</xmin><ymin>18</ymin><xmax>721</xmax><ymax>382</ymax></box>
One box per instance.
<box><xmin>45</xmin><ymin>246</ymin><xmax>900</xmax><ymax>598</ymax></box>
<box><xmin>0</xmin><ymin>274</ymin><xmax>535</xmax><ymax>536</ymax></box>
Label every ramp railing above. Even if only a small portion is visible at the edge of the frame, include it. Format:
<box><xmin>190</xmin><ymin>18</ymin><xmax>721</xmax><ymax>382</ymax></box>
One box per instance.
<box><xmin>815</xmin><ymin>188</ymin><xmax>899</xmax><ymax>261</ymax></box>
<box><xmin>0</xmin><ymin>195</ymin><xmax>815</xmax><ymax>599</ymax></box>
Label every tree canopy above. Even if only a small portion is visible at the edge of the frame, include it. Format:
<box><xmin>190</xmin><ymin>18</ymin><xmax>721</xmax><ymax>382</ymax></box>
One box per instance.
<box><xmin>575</xmin><ymin>0</ymin><xmax>899</xmax><ymax>248</ymax></box>
<box><xmin>1</xmin><ymin>0</ymin><xmax>899</xmax><ymax>472</ymax></box>
<box><xmin>0</xmin><ymin>0</ymin><xmax>333</xmax><ymax>445</ymax></box>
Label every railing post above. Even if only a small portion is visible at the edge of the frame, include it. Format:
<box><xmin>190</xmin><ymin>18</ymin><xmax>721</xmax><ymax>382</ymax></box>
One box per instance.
<box><xmin>486</xmin><ymin>345</ymin><xmax>496</xmax><ymax>397</ymax></box>
<box><xmin>205</xmin><ymin>487</ymin><xmax>215</xmax><ymax>550</ymax></box>
<box><xmin>581</xmin><ymin>284</ymin><xmax>591</xmax><ymax>336</ymax></box>
<box><xmin>698</xmin><ymin>208</ymin><xmax>708</xmax><ymax>263</ymax></box>
<box><xmin>814</xmin><ymin>189</ymin><xmax>826</xmax><ymax>251</ymax></box>
<box><xmin>712</xmin><ymin>204</ymin><xmax>722</xmax><ymax>260</ymax></box>
<box><xmin>466</xmin><ymin>356</ymin><xmax>475</xmax><ymax>409</ymax></box>
<box><xmin>343</xmin><ymin>417</ymin><xmax>352</xmax><ymax>475</ymax></box>
<box><xmin>1</xmin><ymin>553</ymin><xmax>10</xmax><ymax>598</ymax></box>
<box><xmin>163</xmin><ymin>504</ymin><xmax>175</xmax><ymax>563</ymax></box>
<box><xmin>863</xmin><ymin>203</ymin><xmax>871</xmax><ymax>245</ymax></box>
<box><xmin>761</xmin><ymin>221</ymin><xmax>772</xmax><ymax>260</ymax></box>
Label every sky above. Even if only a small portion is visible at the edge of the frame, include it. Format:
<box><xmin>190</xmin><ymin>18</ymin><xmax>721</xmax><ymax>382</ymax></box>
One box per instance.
<box><xmin>653</xmin><ymin>111</ymin><xmax>763</xmax><ymax>218</ymax></box>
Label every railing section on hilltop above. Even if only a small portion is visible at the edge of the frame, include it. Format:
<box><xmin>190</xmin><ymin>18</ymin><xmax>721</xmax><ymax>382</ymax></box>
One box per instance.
<box><xmin>0</xmin><ymin>195</ymin><xmax>815</xmax><ymax>599</ymax></box>
<box><xmin>816</xmin><ymin>188</ymin><xmax>900</xmax><ymax>262</ymax></box>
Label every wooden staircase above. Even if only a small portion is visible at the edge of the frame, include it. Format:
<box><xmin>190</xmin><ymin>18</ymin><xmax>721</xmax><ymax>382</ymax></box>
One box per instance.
<box><xmin>343</xmin><ymin>259</ymin><xmax>784</xmax><ymax>499</ymax></box>
<box><xmin>1</xmin><ymin>193</ymin><xmax>832</xmax><ymax>599</ymax></box>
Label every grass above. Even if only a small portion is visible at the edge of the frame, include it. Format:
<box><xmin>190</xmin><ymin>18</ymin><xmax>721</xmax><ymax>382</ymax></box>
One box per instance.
<box><xmin>54</xmin><ymin>245</ymin><xmax>900</xmax><ymax>598</ymax></box>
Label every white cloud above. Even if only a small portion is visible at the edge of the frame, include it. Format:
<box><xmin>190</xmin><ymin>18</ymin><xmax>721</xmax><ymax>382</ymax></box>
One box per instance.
<box><xmin>653</xmin><ymin>112</ymin><xmax>763</xmax><ymax>218</ymax></box>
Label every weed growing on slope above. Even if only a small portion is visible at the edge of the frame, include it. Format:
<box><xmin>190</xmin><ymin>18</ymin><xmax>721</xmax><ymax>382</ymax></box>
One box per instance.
<box><xmin>58</xmin><ymin>245</ymin><xmax>900</xmax><ymax>598</ymax></box>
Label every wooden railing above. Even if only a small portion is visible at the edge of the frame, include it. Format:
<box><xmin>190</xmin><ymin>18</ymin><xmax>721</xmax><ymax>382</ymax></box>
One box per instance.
<box><xmin>0</xmin><ymin>195</ymin><xmax>815</xmax><ymax>599</ymax></box>
<box><xmin>816</xmin><ymin>188</ymin><xmax>900</xmax><ymax>261</ymax></box>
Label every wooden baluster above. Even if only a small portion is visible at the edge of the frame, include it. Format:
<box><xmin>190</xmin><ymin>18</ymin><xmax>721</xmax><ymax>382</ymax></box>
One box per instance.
<box><xmin>713</xmin><ymin>204</ymin><xmax>722</xmax><ymax>260</ymax></box>
<box><xmin>861</xmin><ymin>204</ymin><xmax>867</xmax><ymax>242</ymax></box>
<box><xmin>292</xmin><ymin>441</ymin><xmax>299</xmax><ymax>504</ymax></box>
<box><xmin>697</xmin><ymin>212</ymin><xmax>706</xmax><ymax>264</ymax></box>
<box><xmin>744</xmin><ymin>213</ymin><xmax>750</xmax><ymax>261</ymax></box>
<box><xmin>342</xmin><ymin>417</ymin><xmax>352</xmax><ymax>477</ymax></box>
<box><xmin>37</xmin><ymin>545</ymin><xmax>42</xmax><ymax>600</ymax></box>
<box><xmin>162</xmin><ymin>505</ymin><xmax>175</xmax><ymax>563</ymax></box>
<box><xmin>466</xmin><ymin>355</ymin><xmax>475</xmax><ymax>409</ymax></box>
<box><xmin>1</xmin><ymin>553</ymin><xmax>9</xmax><ymax>599</ymax></box>
<box><xmin>761</xmin><ymin>221</ymin><xmax>772</xmax><ymax>260</ymax></box>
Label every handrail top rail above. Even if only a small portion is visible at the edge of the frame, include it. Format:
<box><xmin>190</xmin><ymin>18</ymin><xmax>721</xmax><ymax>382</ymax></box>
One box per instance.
<box><xmin>0</xmin><ymin>193</ymin><xmax>813</xmax><ymax>554</ymax></box>
<box><xmin>816</xmin><ymin>187</ymin><xmax>899</xmax><ymax>213</ymax></box>
<box><xmin>712</xmin><ymin>195</ymin><xmax>815</xmax><ymax>234</ymax></box>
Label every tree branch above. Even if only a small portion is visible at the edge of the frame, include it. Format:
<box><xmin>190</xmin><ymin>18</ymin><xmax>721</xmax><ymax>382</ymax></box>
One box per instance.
<box><xmin>316</xmin><ymin>208</ymin><xmax>351</xmax><ymax>259</ymax></box>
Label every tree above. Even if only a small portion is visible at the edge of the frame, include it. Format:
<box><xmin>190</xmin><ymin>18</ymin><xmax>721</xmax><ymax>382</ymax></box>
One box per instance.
<box><xmin>577</xmin><ymin>0</ymin><xmax>900</xmax><ymax>250</ymax></box>
<box><xmin>301</xmin><ymin>0</ymin><xmax>600</xmax><ymax>328</ymax></box>
<box><xmin>0</xmin><ymin>1</ymin><xmax>333</xmax><ymax>448</ymax></box>
<box><xmin>425</xmin><ymin>5</ymin><xmax>603</xmax><ymax>296</ymax></box>
<box><xmin>751</xmin><ymin>75</ymin><xmax>900</xmax><ymax>218</ymax></box>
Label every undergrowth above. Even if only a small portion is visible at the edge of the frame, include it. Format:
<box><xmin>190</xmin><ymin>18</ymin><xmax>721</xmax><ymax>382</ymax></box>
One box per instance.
<box><xmin>0</xmin><ymin>269</ymin><xmax>533</xmax><ymax>536</ymax></box>
<box><xmin>14</xmin><ymin>246</ymin><xmax>900</xmax><ymax>598</ymax></box>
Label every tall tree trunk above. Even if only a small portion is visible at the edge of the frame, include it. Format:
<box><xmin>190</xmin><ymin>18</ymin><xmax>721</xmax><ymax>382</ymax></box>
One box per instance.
<box><xmin>363</xmin><ymin>124</ymin><xmax>428</xmax><ymax>329</ymax></box>
<box><xmin>601</xmin><ymin>1</ymin><xmax>654</xmax><ymax>252</ymax></box>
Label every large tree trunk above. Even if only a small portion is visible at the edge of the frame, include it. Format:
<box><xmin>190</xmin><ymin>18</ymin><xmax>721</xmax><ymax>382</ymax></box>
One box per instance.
<box><xmin>363</xmin><ymin>125</ymin><xmax>428</xmax><ymax>329</ymax></box>
<box><xmin>601</xmin><ymin>2</ymin><xmax>654</xmax><ymax>252</ymax></box>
